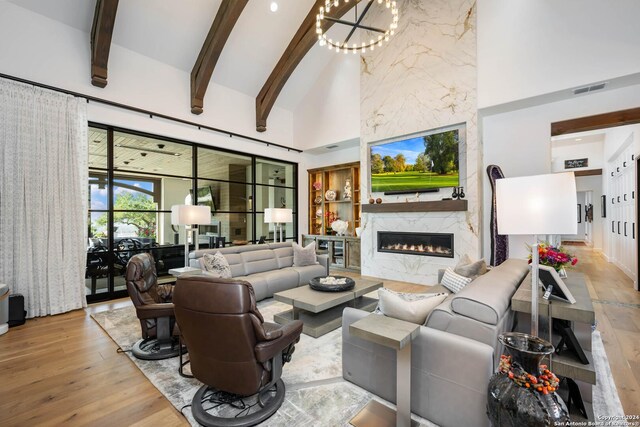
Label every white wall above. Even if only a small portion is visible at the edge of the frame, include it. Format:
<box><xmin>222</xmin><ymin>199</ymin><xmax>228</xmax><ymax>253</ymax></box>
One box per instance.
<box><xmin>563</xmin><ymin>192</ymin><xmax>586</xmax><ymax>242</ymax></box>
<box><xmin>482</xmin><ymin>83</ymin><xmax>640</xmax><ymax>260</ymax></box>
<box><xmin>294</xmin><ymin>54</ymin><xmax>360</xmax><ymax>150</ymax></box>
<box><xmin>0</xmin><ymin>1</ymin><xmax>295</xmax><ymax>150</ymax></box>
<box><xmin>551</xmin><ymin>140</ymin><xmax>604</xmax><ymax>173</ymax></box>
<box><xmin>477</xmin><ymin>0</ymin><xmax>640</xmax><ymax>109</ymax></box>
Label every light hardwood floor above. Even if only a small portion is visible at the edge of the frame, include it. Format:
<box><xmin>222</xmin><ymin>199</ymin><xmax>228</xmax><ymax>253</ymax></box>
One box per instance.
<box><xmin>0</xmin><ymin>247</ymin><xmax>638</xmax><ymax>426</ymax></box>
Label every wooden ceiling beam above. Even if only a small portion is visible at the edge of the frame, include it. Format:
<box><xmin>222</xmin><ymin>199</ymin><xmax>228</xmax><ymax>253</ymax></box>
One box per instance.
<box><xmin>90</xmin><ymin>0</ymin><xmax>119</xmax><ymax>88</ymax></box>
<box><xmin>191</xmin><ymin>0</ymin><xmax>249</xmax><ymax>115</ymax></box>
<box><xmin>255</xmin><ymin>0</ymin><xmax>358</xmax><ymax>132</ymax></box>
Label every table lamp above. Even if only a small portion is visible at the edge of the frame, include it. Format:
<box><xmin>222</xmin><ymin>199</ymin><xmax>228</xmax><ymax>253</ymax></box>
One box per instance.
<box><xmin>496</xmin><ymin>172</ymin><xmax>577</xmax><ymax>336</ymax></box>
<box><xmin>264</xmin><ymin>208</ymin><xmax>293</xmax><ymax>243</ymax></box>
<box><xmin>171</xmin><ymin>204</ymin><xmax>211</xmax><ymax>268</ymax></box>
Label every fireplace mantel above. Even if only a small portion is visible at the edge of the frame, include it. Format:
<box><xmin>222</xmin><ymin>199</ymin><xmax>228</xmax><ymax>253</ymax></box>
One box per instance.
<box><xmin>362</xmin><ymin>199</ymin><xmax>467</xmax><ymax>213</ymax></box>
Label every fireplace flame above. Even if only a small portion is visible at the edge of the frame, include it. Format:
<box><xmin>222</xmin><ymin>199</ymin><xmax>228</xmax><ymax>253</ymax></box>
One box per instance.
<box><xmin>381</xmin><ymin>242</ymin><xmax>452</xmax><ymax>255</ymax></box>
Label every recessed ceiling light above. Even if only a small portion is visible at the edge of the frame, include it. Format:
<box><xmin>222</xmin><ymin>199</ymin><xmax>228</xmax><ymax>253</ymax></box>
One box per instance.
<box><xmin>270</xmin><ymin>1</ymin><xmax>278</xmax><ymax>12</ymax></box>
<box><xmin>576</xmin><ymin>138</ymin><xmax>582</xmax><ymax>141</ymax></box>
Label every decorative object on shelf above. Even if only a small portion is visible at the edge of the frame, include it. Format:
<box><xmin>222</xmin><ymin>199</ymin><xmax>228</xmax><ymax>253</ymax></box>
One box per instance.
<box><xmin>325</xmin><ymin>189</ymin><xmax>337</xmax><ymax>201</ymax></box>
<box><xmin>324</xmin><ymin>211</ymin><xmax>338</xmax><ymax>234</ymax></box>
<box><xmin>355</xmin><ymin>226</ymin><xmax>362</xmax><ymax>237</ymax></box>
<box><xmin>368</xmin><ymin>197</ymin><xmax>375</xmax><ymax>204</ymax></box>
<box><xmin>375</xmin><ymin>198</ymin><xmax>382</xmax><ymax>204</ymax></box>
<box><xmin>343</xmin><ymin>179</ymin><xmax>352</xmax><ymax>200</ymax></box>
<box><xmin>309</xmin><ymin>276</ymin><xmax>355</xmax><ymax>292</ymax></box>
<box><xmin>313</xmin><ymin>181</ymin><xmax>322</xmax><ymax>191</ymax></box>
<box><xmin>315</xmin><ymin>208</ymin><xmax>322</xmax><ymax>217</ymax></box>
<box><xmin>488</xmin><ymin>332</ymin><xmax>569</xmax><ymax>427</ymax></box>
<box><xmin>315</xmin><ymin>0</ymin><xmax>399</xmax><ymax>54</ymax></box>
<box><xmin>314</xmin><ymin>196</ymin><xmax>322</xmax><ymax>204</ymax></box>
<box><xmin>451</xmin><ymin>186</ymin><xmax>465</xmax><ymax>200</ymax></box>
<box><xmin>527</xmin><ymin>241</ymin><xmax>578</xmax><ymax>273</ymax></box>
<box><xmin>487</xmin><ymin>165</ymin><xmax>508</xmax><ymax>267</ymax></box>
<box><xmin>331</xmin><ymin>219</ymin><xmax>349</xmax><ymax>236</ymax></box>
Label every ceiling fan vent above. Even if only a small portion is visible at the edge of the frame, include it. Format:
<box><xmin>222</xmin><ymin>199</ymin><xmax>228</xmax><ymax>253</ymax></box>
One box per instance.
<box><xmin>573</xmin><ymin>82</ymin><xmax>607</xmax><ymax>95</ymax></box>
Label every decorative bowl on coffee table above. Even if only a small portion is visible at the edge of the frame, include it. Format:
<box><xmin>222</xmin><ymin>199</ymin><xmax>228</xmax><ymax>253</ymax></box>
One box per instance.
<box><xmin>309</xmin><ymin>276</ymin><xmax>355</xmax><ymax>292</ymax></box>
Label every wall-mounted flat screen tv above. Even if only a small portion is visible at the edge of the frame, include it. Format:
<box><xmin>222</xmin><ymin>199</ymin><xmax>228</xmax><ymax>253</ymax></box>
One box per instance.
<box><xmin>370</xmin><ymin>125</ymin><xmax>462</xmax><ymax>194</ymax></box>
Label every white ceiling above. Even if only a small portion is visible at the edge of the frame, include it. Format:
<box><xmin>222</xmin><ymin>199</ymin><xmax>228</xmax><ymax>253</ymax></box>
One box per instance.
<box><xmin>7</xmin><ymin>0</ymin><xmax>353</xmax><ymax>111</ymax></box>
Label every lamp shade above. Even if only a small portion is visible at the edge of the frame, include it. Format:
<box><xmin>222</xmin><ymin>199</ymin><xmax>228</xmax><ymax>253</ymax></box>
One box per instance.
<box><xmin>171</xmin><ymin>204</ymin><xmax>211</xmax><ymax>225</ymax></box>
<box><xmin>264</xmin><ymin>208</ymin><xmax>293</xmax><ymax>223</ymax></box>
<box><xmin>496</xmin><ymin>172</ymin><xmax>577</xmax><ymax>235</ymax></box>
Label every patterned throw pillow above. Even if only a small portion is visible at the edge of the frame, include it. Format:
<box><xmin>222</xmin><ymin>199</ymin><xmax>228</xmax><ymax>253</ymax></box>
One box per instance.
<box><xmin>201</xmin><ymin>252</ymin><xmax>232</xmax><ymax>279</ymax></box>
<box><xmin>441</xmin><ymin>267</ymin><xmax>472</xmax><ymax>293</ymax></box>
<box><xmin>377</xmin><ymin>288</ymin><xmax>448</xmax><ymax>324</ymax></box>
<box><xmin>292</xmin><ymin>242</ymin><xmax>319</xmax><ymax>267</ymax></box>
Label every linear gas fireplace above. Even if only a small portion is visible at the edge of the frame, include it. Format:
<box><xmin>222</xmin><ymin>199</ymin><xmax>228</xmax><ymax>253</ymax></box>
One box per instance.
<box><xmin>377</xmin><ymin>231</ymin><xmax>454</xmax><ymax>258</ymax></box>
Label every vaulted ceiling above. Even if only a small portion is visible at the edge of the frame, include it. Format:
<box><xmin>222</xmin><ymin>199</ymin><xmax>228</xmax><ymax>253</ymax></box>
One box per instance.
<box><xmin>8</xmin><ymin>0</ymin><xmax>367</xmax><ymax>131</ymax></box>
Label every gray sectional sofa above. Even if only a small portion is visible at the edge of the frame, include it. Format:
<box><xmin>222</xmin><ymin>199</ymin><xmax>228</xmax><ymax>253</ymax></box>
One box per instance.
<box><xmin>342</xmin><ymin>258</ymin><xmax>529</xmax><ymax>427</ymax></box>
<box><xmin>188</xmin><ymin>242</ymin><xmax>329</xmax><ymax>301</ymax></box>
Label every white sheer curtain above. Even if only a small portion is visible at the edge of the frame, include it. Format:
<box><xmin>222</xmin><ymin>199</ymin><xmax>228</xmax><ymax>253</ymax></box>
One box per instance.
<box><xmin>0</xmin><ymin>78</ymin><xmax>88</xmax><ymax>317</ymax></box>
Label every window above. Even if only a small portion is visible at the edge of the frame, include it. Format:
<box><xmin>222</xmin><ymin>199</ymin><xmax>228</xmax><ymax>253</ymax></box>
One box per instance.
<box><xmin>85</xmin><ymin>125</ymin><xmax>298</xmax><ymax>302</ymax></box>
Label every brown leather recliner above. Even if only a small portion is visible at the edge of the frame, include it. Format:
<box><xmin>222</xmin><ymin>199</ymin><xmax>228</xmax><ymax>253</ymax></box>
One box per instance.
<box><xmin>173</xmin><ymin>275</ymin><xmax>303</xmax><ymax>427</ymax></box>
<box><xmin>125</xmin><ymin>253</ymin><xmax>179</xmax><ymax>360</ymax></box>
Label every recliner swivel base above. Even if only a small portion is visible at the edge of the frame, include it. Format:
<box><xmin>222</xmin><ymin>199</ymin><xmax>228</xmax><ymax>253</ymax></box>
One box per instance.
<box><xmin>191</xmin><ymin>379</ymin><xmax>286</xmax><ymax>427</ymax></box>
<box><xmin>132</xmin><ymin>337</ymin><xmax>179</xmax><ymax>360</ymax></box>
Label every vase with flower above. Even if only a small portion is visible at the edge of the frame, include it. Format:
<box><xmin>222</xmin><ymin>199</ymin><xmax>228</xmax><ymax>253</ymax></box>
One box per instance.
<box><xmin>324</xmin><ymin>211</ymin><xmax>338</xmax><ymax>235</ymax></box>
<box><xmin>527</xmin><ymin>242</ymin><xmax>578</xmax><ymax>278</ymax></box>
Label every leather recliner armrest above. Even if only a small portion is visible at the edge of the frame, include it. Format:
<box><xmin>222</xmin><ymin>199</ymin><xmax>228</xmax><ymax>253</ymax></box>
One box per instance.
<box><xmin>135</xmin><ymin>303</ymin><xmax>174</xmax><ymax>319</ymax></box>
<box><xmin>254</xmin><ymin>320</ymin><xmax>303</xmax><ymax>363</ymax></box>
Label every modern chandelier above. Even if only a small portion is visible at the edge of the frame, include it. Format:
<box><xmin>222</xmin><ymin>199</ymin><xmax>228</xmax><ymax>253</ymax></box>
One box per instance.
<box><xmin>316</xmin><ymin>0</ymin><xmax>399</xmax><ymax>54</ymax></box>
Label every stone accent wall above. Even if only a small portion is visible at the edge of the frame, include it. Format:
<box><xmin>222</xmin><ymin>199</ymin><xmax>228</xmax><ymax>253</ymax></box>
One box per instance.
<box><xmin>360</xmin><ymin>0</ymin><xmax>480</xmax><ymax>284</ymax></box>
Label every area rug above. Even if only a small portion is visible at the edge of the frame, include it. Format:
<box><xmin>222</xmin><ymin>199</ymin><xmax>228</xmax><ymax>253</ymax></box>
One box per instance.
<box><xmin>92</xmin><ymin>301</ymin><xmax>625</xmax><ymax>426</ymax></box>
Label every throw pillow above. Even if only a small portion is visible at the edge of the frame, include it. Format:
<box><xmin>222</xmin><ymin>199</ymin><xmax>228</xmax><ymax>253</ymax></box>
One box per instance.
<box><xmin>377</xmin><ymin>288</ymin><xmax>448</xmax><ymax>324</ymax></box>
<box><xmin>201</xmin><ymin>252</ymin><xmax>232</xmax><ymax>279</ymax></box>
<box><xmin>454</xmin><ymin>254</ymin><xmax>488</xmax><ymax>279</ymax></box>
<box><xmin>292</xmin><ymin>242</ymin><xmax>319</xmax><ymax>267</ymax></box>
<box><xmin>441</xmin><ymin>267</ymin><xmax>472</xmax><ymax>293</ymax></box>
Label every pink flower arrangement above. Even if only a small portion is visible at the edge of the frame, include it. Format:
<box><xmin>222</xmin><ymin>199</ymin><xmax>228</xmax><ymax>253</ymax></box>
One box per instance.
<box><xmin>528</xmin><ymin>242</ymin><xmax>578</xmax><ymax>271</ymax></box>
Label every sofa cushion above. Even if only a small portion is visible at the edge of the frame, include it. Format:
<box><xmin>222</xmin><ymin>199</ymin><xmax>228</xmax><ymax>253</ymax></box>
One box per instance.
<box><xmin>291</xmin><ymin>264</ymin><xmax>327</xmax><ymax>285</ymax></box>
<box><xmin>273</xmin><ymin>247</ymin><xmax>294</xmax><ymax>268</ymax></box>
<box><xmin>292</xmin><ymin>242</ymin><xmax>319</xmax><ymax>267</ymax></box>
<box><xmin>441</xmin><ymin>268</ymin><xmax>472</xmax><ymax>293</ymax></box>
<box><xmin>201</xmin><ymin>252</ymin><xmax>232</xmax><ymax>279</ymax></box>
<box><xmin>263</xmin><ymin>268</ymin><xmax>300</xmax><ymax>295</ymax></box>
<box><xmin>450</xmin><ymin>258</ymin><xmax>529</xmax><ymax>325</ymax></box>
<box><xmin>241</xmin><ymin>249</ymin><xmax>279</xmax><ymax>275</ymax></box>
<box><xmin>234</xmin><ymin>274</ymin><xmax>269</xmax><ymax>301</ymax></box>
<box><xmin>377</xmin><ymin>288</ymin><xmax>448</xmax><ymax>324</ymax></box>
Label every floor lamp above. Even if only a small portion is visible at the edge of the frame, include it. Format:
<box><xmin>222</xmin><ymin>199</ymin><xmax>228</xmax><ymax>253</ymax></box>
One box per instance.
<box><xmin>264</xmin><ymin>208</ymin><xmax>293</xmax><ymax>243</ymax></box>
<box><xmin>496</xmin><ymin>172</ymin><xmax>577</xmax><ymax>336</ymax></box>
<box><xmin>171</xmin><ymin>204</ymin><xmax>211</xmax><ymax>268</ymax></box>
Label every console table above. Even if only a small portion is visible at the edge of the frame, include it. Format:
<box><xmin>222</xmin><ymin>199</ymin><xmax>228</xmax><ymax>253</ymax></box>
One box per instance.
<box><xmin>511</xmin><ymin>271</ymin><xmax>596</xmax><ymax>420</ymax></box>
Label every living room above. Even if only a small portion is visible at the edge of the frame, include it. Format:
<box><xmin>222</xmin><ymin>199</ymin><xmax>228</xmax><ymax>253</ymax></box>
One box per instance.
<box><xmin>1</xmin><ymin>0</ymin><xmax>639</xmax><ymax>426</ymax></box>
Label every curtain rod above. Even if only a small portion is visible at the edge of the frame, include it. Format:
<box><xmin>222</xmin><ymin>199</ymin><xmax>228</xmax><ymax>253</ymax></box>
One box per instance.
<box><xmin>0</xmin><ymin>72</ymin><xmax>303</xmax><ymax>154</ymax></box>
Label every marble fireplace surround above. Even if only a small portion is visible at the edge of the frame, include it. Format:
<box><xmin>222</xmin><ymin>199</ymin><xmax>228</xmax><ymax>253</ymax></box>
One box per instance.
<box><xmin>361</xmin><ymin>210</ymin><xmax>476</xmax><ymax>286</ymax></box>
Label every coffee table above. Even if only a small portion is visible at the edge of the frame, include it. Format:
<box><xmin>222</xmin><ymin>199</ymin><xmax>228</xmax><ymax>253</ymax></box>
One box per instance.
<box><xmin>273</xmin><ymin>278</ymin><xmax>383</xmax><ymax>338</ymax></box>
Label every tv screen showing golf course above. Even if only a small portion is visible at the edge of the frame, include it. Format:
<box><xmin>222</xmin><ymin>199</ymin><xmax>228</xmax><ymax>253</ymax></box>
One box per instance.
<box><xmin>370</xmin><ymin>129</ymin><xmax>460</xmax><ymax>193</ymax></box>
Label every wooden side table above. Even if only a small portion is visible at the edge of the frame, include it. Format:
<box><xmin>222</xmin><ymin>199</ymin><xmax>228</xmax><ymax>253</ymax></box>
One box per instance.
<box><xmin>349</xmin><ymin>314</ymin><xmax>420</xmax><ymax>427</ymax></box>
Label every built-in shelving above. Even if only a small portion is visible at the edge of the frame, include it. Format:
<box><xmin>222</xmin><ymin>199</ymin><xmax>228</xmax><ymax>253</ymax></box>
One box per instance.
<box><xmin>308</xmin><ymin>162</ymin><xmax>360</xmax><ymax>235</ymax></box>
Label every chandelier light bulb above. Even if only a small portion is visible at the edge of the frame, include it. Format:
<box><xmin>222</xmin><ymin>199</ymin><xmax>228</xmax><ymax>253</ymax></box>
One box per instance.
<box><xmin>316</xmin><ymin>0</ymin><xmax>398</xmax><ymax>54</ymax></box>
